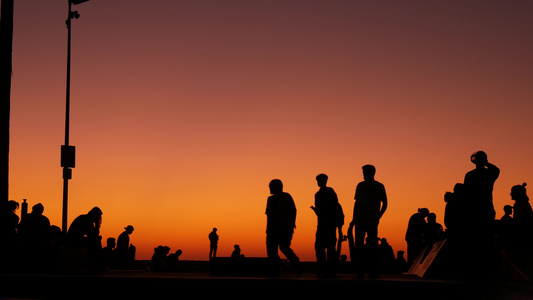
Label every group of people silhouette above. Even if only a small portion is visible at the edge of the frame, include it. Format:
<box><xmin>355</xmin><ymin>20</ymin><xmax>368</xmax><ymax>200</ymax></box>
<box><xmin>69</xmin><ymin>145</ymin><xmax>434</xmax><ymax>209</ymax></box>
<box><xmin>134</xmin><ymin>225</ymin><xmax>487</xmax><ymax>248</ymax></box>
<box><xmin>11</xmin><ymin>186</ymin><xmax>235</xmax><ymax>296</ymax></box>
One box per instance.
<box><xmin>149</xmin><ymin>245</ymin><xmax>182</xmax><ymax>272</ymax></box>
<box><xmin>264</xmin><ymin>164</ymin><xmax>389</xmax><ymax>277</ymax></box>
<box><xmin>0</xmin><ymin>200</ymin><xmax>62</xmax><ymax>272</ymax></box>
<box><xmin>264</xmin><ymin>151</ymin><xmax>533</xmax><ymax>279</ymax></box>
<box><xmin>0</xmin><ymin>201</ymin><xmax>137</xmax><ymax>273</ymax></box>
<box><xmin>408</xmin><ymin>151</ymin><xmax>532</xmax><ymax>279</ymax></box>
<box><xmin>0</xmin><ymin>150</ymin><xmax>532</xmax><ymax>280</ymax></box>
<box><xmin>405</xmin><ymin>208</ymin><xmax>445</xmax><ymax>266</ymax></box>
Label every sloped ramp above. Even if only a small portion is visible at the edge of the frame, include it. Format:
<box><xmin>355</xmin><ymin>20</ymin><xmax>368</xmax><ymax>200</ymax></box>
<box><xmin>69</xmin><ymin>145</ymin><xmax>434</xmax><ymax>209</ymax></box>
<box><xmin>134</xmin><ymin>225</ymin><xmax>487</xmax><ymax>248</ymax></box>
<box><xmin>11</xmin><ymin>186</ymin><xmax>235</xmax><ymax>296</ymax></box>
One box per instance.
<box><xmin>406</xmin><ymin>239</ymin><xmax>530</xmax><ymax>282</ymax></box>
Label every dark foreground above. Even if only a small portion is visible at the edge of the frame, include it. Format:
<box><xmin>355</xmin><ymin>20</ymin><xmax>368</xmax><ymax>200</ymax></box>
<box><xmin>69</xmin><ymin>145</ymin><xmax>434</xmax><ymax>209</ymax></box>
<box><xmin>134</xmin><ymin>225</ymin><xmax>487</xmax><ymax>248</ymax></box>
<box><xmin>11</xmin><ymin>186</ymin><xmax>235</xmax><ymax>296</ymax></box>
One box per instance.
<box><xmin>1</xmin><ymin>260</ymin><xmax>533</xmax><ymax>300</ymax></box>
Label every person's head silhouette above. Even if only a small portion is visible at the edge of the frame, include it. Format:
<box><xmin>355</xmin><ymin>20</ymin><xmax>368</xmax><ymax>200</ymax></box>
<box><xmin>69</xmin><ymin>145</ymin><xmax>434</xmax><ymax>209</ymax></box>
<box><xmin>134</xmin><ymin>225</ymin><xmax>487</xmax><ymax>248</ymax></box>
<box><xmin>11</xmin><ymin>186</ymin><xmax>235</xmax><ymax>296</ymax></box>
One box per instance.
<box><xmin>88</xmin><ymin>207</ymin><xmax>102</xmax><ymax>221</ymax></box>
<box><xmin>269</xmin><ymin>179</ymin><xmax>283</xmax><ymax>194</ymax></box>
<box><xmin>427</xmin><ymin>212</ymin><xmax>437</xmax><ymax>223</ymax></box>
<box><xmin>106</xmin><ymin>237</ymin><xmax>116</xmax><ymax>248</ymax></box>
<box><xmin>124</xmin><ymin>225</ymin><xmax>134</xmax><ymax>234</ymax></box>
<box><xmin>511</xmin><ymin>183</ymin><xmax>528</xmax><ymax>202</ymax></box>
<box><xmin>471</xmin><ymin>151</ymin><xmax>488</xmax><ymax>167</ymax></box>
<box><xmin>316</xmin><ymin>173</ymin><xmax>328</xmax><ymax>187</ymax></box>
<box><xmin>362</xmin><ymin>165</ymin><xmax>376</xmax><ymax>181</ymax></box>
<box><xmin>503</xmin><ymin>205</ymin><xmax>513</xmax><ymax>216</ymax></box>
<box><xmin>418</xmin><ymin>208</ymin><xmax>429</xmax><ymax>217</ymax></box>
<box><xmin>32</xmin><ymin>203</ymin><xmax>44</xmax><ymax>215</ymax></box>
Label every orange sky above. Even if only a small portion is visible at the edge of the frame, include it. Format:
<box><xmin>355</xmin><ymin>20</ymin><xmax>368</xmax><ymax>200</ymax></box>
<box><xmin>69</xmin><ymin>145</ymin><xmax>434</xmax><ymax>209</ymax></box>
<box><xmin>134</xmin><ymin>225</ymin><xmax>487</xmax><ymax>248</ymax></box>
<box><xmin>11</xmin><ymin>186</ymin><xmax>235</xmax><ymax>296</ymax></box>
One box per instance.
<box><xmin>7</xmin><ymin>1</ymin><xmax>533</xmax><ymax>261</ymax></box>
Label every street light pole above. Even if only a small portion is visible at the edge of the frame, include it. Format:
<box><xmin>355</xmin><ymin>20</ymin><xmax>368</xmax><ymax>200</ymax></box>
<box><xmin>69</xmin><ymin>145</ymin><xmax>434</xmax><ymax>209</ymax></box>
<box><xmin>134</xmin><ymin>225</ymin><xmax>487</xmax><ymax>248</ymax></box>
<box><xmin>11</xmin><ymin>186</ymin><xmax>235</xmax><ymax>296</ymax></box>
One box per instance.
<box><xmin>62</xmin><ymin>0</ymin><xmax>89</xmax><ymax>234</ymax></box>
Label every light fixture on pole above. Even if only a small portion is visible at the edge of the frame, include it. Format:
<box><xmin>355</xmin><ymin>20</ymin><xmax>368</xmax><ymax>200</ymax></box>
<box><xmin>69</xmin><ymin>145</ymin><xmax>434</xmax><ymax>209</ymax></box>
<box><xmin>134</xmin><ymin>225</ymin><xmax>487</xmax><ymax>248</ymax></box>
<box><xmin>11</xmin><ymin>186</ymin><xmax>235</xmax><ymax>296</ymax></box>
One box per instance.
<box><xmin>62</xmin><ymin>0</ymin><xmax>90</xmax><ymax>234</ymax></box>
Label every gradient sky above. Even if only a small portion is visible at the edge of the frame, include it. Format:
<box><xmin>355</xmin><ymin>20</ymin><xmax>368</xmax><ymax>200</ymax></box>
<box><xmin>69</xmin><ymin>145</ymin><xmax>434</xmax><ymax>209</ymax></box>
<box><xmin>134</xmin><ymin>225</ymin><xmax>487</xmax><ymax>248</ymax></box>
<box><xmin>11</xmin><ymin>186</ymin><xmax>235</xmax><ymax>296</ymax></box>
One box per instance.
<box><xmin>8</xmin><ymin>1</ymin><xmax>533</xmax><ymax>261</ymax></box>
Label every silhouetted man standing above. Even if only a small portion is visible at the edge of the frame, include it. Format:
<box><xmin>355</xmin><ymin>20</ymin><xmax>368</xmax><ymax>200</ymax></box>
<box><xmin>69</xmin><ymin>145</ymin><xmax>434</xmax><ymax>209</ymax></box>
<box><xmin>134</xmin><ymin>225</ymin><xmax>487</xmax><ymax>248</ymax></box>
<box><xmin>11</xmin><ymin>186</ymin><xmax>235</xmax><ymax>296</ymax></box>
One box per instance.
<box><xmin>311</xmin><ymin>173</ymin><xmax>344</xmax><ymax>277</ymax></box>
<box><xmin>265</xmin><ymin>179</ymin><xmax>300</xmax><ymax>275</ymax></box>
<box><xmin>463</xmin><ymin>151</ymin><xmax>499</xmax><ymax>279</ymax></box>
<box><xmin>464</xmin><ymin>151</ymin><xmax>500</xmax><ymax>231</ymax></box>
<box><xmin>351</xmin><ymin>165</ymin><xmax>387</xmax><ymax>278</ymax></box>
<box><xmin>209</xmin><ymin>228</ymin><xmax>219</xmax><ymax>260</ymax></box>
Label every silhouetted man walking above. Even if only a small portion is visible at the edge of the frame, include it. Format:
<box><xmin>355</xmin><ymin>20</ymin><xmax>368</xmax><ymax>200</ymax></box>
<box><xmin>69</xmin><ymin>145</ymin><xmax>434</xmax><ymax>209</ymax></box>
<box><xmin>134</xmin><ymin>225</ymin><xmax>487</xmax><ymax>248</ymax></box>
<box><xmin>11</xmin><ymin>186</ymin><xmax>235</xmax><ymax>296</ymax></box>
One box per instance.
<box><xmin>350</xmin><ymin>165</ymin><xmax>387</xmax><ymax>278</ymax></box>
<box><xmin>265</xmin><ymin>179</ymin><xmax>300</xmax><ymax>275</ymax></box>
<box><xmin>311</xmin><ymin>173</ymin><xmax>344</xmax><ymax>277</ymax></box>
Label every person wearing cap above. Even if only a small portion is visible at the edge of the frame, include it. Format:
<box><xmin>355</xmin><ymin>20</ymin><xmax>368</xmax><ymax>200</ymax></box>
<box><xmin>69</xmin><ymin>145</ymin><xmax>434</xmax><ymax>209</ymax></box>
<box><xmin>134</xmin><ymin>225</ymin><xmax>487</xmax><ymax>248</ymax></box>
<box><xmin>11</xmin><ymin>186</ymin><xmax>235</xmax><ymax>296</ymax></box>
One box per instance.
<box><xmin>117</xmin><ymin>225</ymin><xmax>134</xmax><ymax>252</ymax></box>
<box><xmin>116</xmin><ymin>225</ymin><xmax>135</xmax><ymax>268</ymax></box>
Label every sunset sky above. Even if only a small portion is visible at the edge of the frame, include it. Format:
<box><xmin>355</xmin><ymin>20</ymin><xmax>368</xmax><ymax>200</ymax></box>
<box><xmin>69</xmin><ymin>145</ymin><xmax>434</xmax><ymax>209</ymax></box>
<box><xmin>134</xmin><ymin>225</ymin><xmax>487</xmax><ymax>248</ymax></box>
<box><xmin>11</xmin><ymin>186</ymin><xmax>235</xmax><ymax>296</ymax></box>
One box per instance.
<box><xmin>8</xmin><ymin>1</ymin><xmax>533</xmax><ymax>261</ymax></box>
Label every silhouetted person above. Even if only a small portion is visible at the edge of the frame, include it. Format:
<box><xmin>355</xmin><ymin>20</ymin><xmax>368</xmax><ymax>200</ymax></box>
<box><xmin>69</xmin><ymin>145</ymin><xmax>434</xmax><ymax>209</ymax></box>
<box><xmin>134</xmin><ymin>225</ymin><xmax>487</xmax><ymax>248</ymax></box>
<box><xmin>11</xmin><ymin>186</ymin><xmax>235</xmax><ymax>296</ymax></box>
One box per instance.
<box><xmin>265</xmin><ymin>179</ymin><xmax>300</xmax><ymax>275</ymax></box>
<box><xmin>441</xmin><ymin>183</ymin><xmax>476</xmax><ymax>279</ymax></box>
<box><xmin>496</xmin><ymin>205</ymin><xmax>515</xmax><ymax>249</ymax></box>
<box><xmin>117</xmin><ymin>225</ymin><xmax>134</xmax><ymax>252</ymax></box>
<box><xmin>504</xmin><ymin>183</ymin><xmax>533</xmax><ymax>276</ymax></box>
<box><xmin>351</xmin><ymin>165</ymin><xmax>388</xmax><ymax>278</ymax></box>
<box><xmin>18</xmin><ymin>203</ymin><xmax>51</xmax><ymax>272</ymax></box>
<box><xmin>0</xmin><ymin>200</ymin><xmax>20</xmax><ymax>271</ymax></box>
<box><xmin>396</xmin><ymin>250</ymin><xmax>408</xmax><ymax>273</ymax></box>
<box><xmin>444</xmin><ymin>183</ymin><xmax>467</xmax><ymax>239</ymax></box>
<box><xmin>168</xmin><ymin>249</ymin><xmax>182</xmax><ymax>271</ymax></box>
<box><xmin>209</xmin><ymin>228</ymin><xmax>219</xmax><ymax>260</ymax></box>
<box><xmin>405</xmin><ymin>208</ymin><xmax>429</xmax><ymax>266</ymax></box>
<box><xmin>511</xmin><ymin>183</ymin><xmax>533</xmax><ymax>249</ymax></box>
<box><xmin>425</xmin><ymin>213</ymin><xmax>444</xmax><ymax>245</ymax></box>
<box><xmin>463</xmin><ymin>151</ymin><xmax>500</xmax><ymax>279</ymax></box>
<box><xmin>311</xmin><ymin>173</ymin><xmax>344</xmax><ymax>277</ymax></box>
<box><xmin>501</xmin><ymin>205</ymin><xmax>514</xmax><ymax>223</ymax></box>
<box><xmin>511</xmin><ymin>183</ymin><xmax>533</xmax><ymax>233</ymax></box>
<box><xmin>378</xmin><ymin>238</ymin><xmax>396</xmax><ymax>273</ymax></box>
<box><xmin>19</xmin><ymin>203</ymin><xmax>51</xmax><ymax>247</ymax></box>
<box><xmin>231</xmin><ymin>244</ymin><xmax>241</xmax><ymax>260</ymax></box>
<box><xmin>67</xmin><ymin>207</ymin><xmax>102</xmax><ymax>247</ymax></box>
<box><xmin>116</xmin><ymin>225</ymin><xmax>135</xmax><ymax>269</ymax></box>
<box><xmin>464</xmin><ymin>151</ymin><xmax>500</xmax><ymax>234</ymax></box>
<box><xmin>102</xmin><ymin>237</ymin><xmax>116</xmax><ymax>269</ymax></box>
<box><xmin>67</xmin><ymin>207</ymin><xmax>103</xmax><ymax>271</ymax></box>
<box><xmin>150</xmin><ymin>245</ymin><xmax>170</xmax><ymax>272</ymax></box>
<box><xmin>0</xmin><ymin>200</ymin><xmax>19</xmax><ymax>242</ymax></box>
